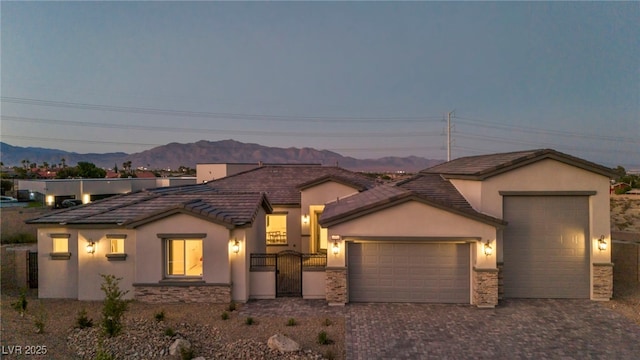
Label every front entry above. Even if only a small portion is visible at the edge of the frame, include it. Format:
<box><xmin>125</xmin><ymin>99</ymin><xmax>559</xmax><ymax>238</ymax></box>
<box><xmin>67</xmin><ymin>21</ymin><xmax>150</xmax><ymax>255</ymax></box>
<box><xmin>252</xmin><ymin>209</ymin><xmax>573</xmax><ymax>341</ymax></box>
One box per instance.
<box><xmin>276</xmin><ymin>251</ymin><xmax>302</xmax><ymax>297</ymax></box>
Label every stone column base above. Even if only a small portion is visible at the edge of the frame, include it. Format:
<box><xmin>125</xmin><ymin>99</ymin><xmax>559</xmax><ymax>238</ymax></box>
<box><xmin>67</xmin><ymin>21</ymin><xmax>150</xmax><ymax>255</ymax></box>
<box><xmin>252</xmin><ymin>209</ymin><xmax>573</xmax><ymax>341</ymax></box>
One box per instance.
<box><xmin>592</xmin><ymin>263</ymin><xmax>613</xmax><ymax>300</ymax></box>
<box><xmin>473</xmin><ymin>267</ymin><xmax>498</xmax><ymax>308</ymax></box>
<box><xmin>325</xmin><ymin>267</ymin><xmax>347</xmax><ymax>305</ymax></box>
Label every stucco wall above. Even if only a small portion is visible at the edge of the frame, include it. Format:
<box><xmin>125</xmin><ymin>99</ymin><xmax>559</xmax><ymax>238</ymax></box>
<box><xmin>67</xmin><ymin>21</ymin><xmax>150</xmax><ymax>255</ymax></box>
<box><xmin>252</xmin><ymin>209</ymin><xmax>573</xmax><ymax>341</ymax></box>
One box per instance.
<box><xmin>37</xmin><ymin>228</ymin><xmax>79</xmax><ymax>299</ymax></box>
<box><xmin>326</xmin><ymin>200</ymin><xmax>497</xmax><ymax>269</ymax></box>
<box><xmin>249</xmin><ymin>271</ymin><xmax>276</xmax><ymax>299</ymax></box>
<box><xmin>134</xmin><ymin>213</ymin><xmax>231</xmax><ymax>285</ymax></box>
<box><xmin>302</xmin><ymin>271</ymin><xmax>326</xmax><ymax>299</ymax></box>
<box><xmin>266</xmin><ymin>206</ymin><xmax>302</xmax><ymax>253</ymax></box>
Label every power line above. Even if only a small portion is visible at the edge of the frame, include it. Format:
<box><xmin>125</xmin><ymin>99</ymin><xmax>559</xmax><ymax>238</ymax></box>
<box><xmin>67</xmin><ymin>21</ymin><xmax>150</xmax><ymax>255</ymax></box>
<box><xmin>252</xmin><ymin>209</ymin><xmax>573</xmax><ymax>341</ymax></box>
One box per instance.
<box><xmin>1</xmin><ymin>96</ymin><xmax>443</xmax><ymax>123</ymax></box>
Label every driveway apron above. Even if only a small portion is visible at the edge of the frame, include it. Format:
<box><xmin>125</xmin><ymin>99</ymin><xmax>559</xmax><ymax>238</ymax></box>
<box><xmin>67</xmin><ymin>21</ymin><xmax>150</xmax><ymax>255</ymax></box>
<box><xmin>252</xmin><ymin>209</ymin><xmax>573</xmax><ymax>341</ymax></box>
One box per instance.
<box><xmin>345</xmin><ymin>299</ymin><xmax>640</xmax><ymax>360</ymax></box>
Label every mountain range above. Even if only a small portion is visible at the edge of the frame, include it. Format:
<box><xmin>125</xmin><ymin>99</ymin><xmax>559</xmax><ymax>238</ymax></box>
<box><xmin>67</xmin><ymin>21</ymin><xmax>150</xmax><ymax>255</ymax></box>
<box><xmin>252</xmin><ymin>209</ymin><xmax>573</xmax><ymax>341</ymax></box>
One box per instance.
<box><xmin>0</xmin><ymin>140</ymin><xmax>443</xmax><ymax>173</ymax></box>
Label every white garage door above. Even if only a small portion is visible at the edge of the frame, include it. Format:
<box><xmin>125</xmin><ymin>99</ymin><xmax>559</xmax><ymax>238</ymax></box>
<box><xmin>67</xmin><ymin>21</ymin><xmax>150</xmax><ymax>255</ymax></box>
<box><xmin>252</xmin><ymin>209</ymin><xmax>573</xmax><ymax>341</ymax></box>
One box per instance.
<box><xmin>503</xmin><ymin>196</ymin><xmax>590</xmax><ymax>298</ymax></box>
<box><xmin>348</xmin><ymin>242</ymin><xmax>470</xmax><ymax>303</ymax></box>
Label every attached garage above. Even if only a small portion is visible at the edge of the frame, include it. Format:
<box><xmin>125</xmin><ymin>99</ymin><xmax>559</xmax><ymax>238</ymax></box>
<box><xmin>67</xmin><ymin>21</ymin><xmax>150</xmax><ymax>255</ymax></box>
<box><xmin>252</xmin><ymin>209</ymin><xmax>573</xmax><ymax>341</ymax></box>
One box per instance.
<box><xmin>502</xmin><ymin>195</ymin><xmax>590</xmax><ymax>298</ymax></box>
<box><xmin>348</xmin><ymin>242</ymin><xmax>470</xmax><ymax>303</ymax></box>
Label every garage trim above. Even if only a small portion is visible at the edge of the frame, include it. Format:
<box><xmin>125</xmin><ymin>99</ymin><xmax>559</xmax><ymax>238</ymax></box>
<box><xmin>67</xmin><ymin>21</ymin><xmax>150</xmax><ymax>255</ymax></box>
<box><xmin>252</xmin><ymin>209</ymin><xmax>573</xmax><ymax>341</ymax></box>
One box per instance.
<box><xmin>499</xmin><ymin>191</ymin><xmax>596</xmax><ymax>196</ymax></box>
<box><xmin>343</xmin><ymin>236</ymin><xmax>480</xmax><ymax>243</ymax></box>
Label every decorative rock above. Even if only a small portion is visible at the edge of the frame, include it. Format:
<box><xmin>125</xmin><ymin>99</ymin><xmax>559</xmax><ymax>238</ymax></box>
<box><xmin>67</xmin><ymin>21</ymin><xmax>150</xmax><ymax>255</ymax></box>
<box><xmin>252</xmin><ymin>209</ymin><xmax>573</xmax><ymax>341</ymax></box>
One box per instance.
<box><xmin>267</xmin><ymin>334</ymin><xmax>300</xmax><ymax>352</ymax></box>
<box><xmin>169</xmin><ymin>338</ymin><xmax>191</xmax><ymax>356</ymax></box>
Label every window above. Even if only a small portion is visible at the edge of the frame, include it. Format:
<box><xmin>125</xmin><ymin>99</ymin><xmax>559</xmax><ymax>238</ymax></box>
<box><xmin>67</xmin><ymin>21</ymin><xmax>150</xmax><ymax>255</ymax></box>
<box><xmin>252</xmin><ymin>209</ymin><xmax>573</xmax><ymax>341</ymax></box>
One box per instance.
<box><xmin>314</xmin><ymin>211</ymin><xmax>328</xmax><ymax>253</ymax></box>
<box><xmin>166</xmin><ymin>239</ymin><xmax>203</xmax><ymax>277</ymax></box>
<box><xmin>50</xmin><ymin>233</ymin><xmax>71</xmax><ymax>260</ymax></box>
<box><xmin>106</xmin><ymin>234</ymin><xmax>127</xmax><ymax>261</ymax></box>
<box><xmin>266</xmin><ymin>213</ymin><xmax>287</xmax><ymax>245</ymax></box>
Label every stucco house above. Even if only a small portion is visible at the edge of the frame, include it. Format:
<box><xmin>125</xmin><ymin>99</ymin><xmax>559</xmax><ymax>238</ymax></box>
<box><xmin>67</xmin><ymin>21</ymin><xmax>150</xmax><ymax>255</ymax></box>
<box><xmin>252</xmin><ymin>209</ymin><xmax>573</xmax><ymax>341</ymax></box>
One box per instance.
<box><xmin>28</xmin><ymin>149</ymin><xmax>615</xmax><ymax>308</ymax></box>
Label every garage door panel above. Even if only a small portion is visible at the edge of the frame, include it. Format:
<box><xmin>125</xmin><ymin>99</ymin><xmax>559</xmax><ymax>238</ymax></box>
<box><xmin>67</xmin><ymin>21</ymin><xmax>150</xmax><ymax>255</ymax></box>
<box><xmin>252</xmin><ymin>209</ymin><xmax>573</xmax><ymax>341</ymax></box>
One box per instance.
<box><xmin>503</xmin><ymin>196</ymin><xmax>589</xmax><ymax>299</ymax></box>
<box><xmin>348</xmin><ymin>242</ymin><xmax>470</xmax><ymax>303</ymax></box>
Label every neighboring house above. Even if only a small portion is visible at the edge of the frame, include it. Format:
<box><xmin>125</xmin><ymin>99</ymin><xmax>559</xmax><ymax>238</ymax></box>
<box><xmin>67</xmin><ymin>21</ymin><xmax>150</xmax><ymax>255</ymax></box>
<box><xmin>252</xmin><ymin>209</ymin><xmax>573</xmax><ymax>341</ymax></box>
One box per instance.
<box><xmin>610</xmin><ymin>182</ymin><xmax>631</xmax><ymax>194</ymax></box>
<box><xmin>28</xmin><ymin>150</ymin><xmax>615</xmax><ymax>308</ymax></box>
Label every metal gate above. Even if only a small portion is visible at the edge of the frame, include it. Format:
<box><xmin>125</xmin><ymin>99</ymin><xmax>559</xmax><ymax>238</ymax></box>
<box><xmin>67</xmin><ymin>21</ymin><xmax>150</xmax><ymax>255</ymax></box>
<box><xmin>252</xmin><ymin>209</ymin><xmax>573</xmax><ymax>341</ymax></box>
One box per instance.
<box><xmin>276</xmin><ymin>251</ymin><xmax>302</xmax><ymax>297</ymax></box>
<box><xmin>28</xmin><ymin>252</ymin><xmax>38</xmax><ymax>289</ymax></box>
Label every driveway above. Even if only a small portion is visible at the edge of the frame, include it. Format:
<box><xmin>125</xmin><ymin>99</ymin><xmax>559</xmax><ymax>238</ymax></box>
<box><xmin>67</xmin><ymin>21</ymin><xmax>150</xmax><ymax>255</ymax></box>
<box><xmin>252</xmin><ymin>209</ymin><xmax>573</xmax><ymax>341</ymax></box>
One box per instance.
<box><xmin>346</xmin><ymin>299</ymin><xmax>640</xmax><ymax>359</ymax></box>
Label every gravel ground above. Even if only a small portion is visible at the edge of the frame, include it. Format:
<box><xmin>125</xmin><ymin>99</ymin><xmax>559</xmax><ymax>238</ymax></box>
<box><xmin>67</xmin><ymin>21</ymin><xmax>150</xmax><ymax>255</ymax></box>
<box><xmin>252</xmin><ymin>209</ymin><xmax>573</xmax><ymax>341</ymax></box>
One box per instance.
<box><xmin>0</xmin><ymin>290</ymin><xmax>344</xmax><ymax>360</ymax></box>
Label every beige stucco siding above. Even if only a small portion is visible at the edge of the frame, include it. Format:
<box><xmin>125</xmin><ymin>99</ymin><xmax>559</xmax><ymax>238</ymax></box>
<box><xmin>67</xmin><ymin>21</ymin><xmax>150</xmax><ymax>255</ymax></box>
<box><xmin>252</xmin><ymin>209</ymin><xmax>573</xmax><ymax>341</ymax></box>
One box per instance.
<box><xmin>77</xmin><ymin>229</ymin><xmax>136</xmax><ymax>300</ymax></box>
<box><xmin>134</xmin><ymin>213</ymin><xmax>232</xmax><ymax>284</ymax></box>
<box><xmin>37</xmin><ymin>228</ymin><xmax>79</xmax><ymax>299</ymax></box>
<box><xmin>267</xmin><ymin>206</ymin><xmax>302</xmax><ymax>253</ymax></box>
<box><xmin>231</xmin><ymin>207</ymin><xmax>266</xmax><ymax>302</ymax></box>
<box><xmin>476</xmin><ymin>159</ymin><xmax>611</xmax><ymax>264</ymax></box>
<box><xmin>326</xmin><ymin>200</ymin><xmax>497</xmax><ymax>269</ymax></box>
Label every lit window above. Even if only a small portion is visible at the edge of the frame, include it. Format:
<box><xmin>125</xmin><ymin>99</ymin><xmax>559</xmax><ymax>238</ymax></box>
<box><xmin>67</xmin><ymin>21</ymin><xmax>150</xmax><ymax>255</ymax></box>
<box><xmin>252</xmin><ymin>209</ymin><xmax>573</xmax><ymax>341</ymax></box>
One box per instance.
<box><xmin>53</xmin><ymin>237</ymin><xmax>68</xmax><ymax>253</ymax></box>
<box><xmin>266</xmin><ymin>213</ymin><xmax>287</xmax><ymax>245</ymax></box>
<box><xmin>50</xmin><ymin>233</ymin><xmax>71</xmax><ymax>260</ymax></box>
<box><xmin>106</xmin><ymin>234</ymin><xmax>127</xmax><ymax>261</ymax></box>
<box><xmin>166</xmin><ymin>239</ymin><xmax>203</xmax><ymax>277</ymax></box>
<box><xmin>110</xmin><ymin>238</ymin><xmax>125</xmax><ymax>254</ymax></box>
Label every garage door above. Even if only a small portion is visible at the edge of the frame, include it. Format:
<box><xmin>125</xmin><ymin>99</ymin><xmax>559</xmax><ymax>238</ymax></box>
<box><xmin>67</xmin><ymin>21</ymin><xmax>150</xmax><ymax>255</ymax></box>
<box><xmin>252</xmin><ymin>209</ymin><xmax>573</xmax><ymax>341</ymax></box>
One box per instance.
<box><xmin>503</xmin><ymin>196</ymin><xmax>589</xmax><ymax>298</ymax></box>
<box><xmin>348</xmin><ymin>242</ymin><xmax>470</xmax><ymax>303</ymax></box>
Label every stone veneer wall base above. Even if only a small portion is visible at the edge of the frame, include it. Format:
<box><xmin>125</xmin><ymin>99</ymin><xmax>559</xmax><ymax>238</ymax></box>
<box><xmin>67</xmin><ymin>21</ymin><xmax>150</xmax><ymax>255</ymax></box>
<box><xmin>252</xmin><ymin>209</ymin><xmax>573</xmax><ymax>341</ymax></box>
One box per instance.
<box><xmin>592</xmin><ymin>263</ymin><xmax>613</xmax><ymax>300</ymax></box>
<box><xmin>473</xmin><ymin>267</ymin><xmax>498</xmax><ymax>308</ymax></box>
<box><xmin>325</xmin><ymin>267</ymin><xmax>347</xmax><ymax>305</ymax></box>
<box><xmin>134</xmin><ymin>283</ymin><xmax>231</xmax><ymax>304</ymax></box>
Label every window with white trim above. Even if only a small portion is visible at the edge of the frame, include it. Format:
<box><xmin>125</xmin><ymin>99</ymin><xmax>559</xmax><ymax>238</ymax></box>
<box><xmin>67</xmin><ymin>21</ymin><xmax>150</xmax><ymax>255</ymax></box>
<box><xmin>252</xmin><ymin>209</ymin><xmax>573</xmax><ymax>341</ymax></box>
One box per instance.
<box><xmin>50</xmin><ymin>233</ymin><xmax>71</xmax><ymax>260</ymax></box>
<box><xmin>106</xmin><ymin>234</ymin><xmax>127</xmax><ymax>261</ymax></box>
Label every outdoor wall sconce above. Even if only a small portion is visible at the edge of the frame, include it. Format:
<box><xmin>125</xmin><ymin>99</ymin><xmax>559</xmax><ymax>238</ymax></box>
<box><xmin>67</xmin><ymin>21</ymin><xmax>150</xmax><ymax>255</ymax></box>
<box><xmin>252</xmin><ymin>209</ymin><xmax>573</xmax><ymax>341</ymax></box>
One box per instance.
<box><xmin>483</xmin><ymin>240</ymin><xmax>493</xmax><ymax>256</ymax></box>
<box><xmin>86</xmin><ymin>241</ymin><xmax>96</xmax><ymax>254</ymax></box>
<box><xmin>231</xmin><ymin>239</ymin><xmax>240</xmax><ymax>254</ymax></box>
<box><xmin>332</xmin><ymin>242</ymin><xmax>340</xmax><ymax>255</ymax></box>
<box><xmin>597</xmin><ymin>235</ymin><xmax>607</xmax><ymax>251</ymax></box>
<box><xmin>301</xmin><ymin>214</ymin><xmax>310</xmax><ymax>225</ymax></box>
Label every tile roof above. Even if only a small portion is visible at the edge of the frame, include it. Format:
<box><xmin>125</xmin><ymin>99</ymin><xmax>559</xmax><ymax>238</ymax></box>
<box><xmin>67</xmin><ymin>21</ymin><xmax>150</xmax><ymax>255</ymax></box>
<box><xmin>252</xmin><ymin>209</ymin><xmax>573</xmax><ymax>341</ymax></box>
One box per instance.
<box><xmin>27</xmin><ymin>186</ymin><xmax>271</xmax><ymax>228</ymax></box>
<box><xmin>204</xmin><ymin>165</ymin><xmax>377</xmax><ymax>205</ymax></box>
<box><xmin>320</xmin><ymin>174</ymin><xmax>505</xmax><ymax>227</ymax></box>
<box><xmin>422</xmin><ymin>149</ymin><xmax>616</xmax><ymax>179</ymax></box>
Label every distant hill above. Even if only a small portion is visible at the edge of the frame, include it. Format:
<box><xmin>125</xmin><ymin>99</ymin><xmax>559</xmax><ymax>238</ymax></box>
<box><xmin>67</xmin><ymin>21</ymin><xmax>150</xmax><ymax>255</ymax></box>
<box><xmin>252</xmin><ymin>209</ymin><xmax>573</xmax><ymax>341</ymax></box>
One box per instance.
<box><xmin>0</xmin><ymin>139</ymin><xmax>443</xmax><ymax>172</ymax></box>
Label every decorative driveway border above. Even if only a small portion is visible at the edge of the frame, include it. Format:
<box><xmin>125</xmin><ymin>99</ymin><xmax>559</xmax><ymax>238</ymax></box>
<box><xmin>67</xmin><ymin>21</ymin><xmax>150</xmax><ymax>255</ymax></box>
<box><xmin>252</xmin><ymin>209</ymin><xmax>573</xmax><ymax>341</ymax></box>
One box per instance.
<box><xmin>346</xmin><ymin>299</ymin><xmax>640</xmax><ymax>359</ymax></box>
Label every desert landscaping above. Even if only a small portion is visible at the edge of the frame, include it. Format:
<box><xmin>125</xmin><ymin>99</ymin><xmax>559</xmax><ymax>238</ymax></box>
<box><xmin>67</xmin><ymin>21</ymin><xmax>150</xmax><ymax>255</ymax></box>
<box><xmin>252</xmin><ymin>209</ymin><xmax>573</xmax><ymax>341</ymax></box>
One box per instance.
<box><xmin>1</xmin><ymin>195</ymin><xmax>638</xmax><ymax>359</ymax></box>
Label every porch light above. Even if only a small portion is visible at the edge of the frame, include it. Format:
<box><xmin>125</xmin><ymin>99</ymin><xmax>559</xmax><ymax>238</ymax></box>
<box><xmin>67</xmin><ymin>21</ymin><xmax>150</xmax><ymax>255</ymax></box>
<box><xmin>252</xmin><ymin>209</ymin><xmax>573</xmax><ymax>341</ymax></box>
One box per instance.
<box><xmin>483</xmin><ymin>240</ymin><xmax>493</xmax><ymax>256</ymax></box>
<box><xmin>597</xmin><ymin>235</ymin><xmax>607</xmax><ymax>251</ymax></box>
<box><xmin>301</xmin><ymin>214</ymin><xmax>310</xmax><ymax>225</ymax></box>
<box><xmin>332</xmin><ymin>241</ymin><xmax>340</xmax><ymax>255</ymax></box>
<box><xmin>86</xmin><ymin>241</ymin><xmax>96</xmax><ymax>254</ymax></box>
<box><xmin>232</xmin><ymin>239</ymin><xmax>240</xmax><ymax>254</ymax></box>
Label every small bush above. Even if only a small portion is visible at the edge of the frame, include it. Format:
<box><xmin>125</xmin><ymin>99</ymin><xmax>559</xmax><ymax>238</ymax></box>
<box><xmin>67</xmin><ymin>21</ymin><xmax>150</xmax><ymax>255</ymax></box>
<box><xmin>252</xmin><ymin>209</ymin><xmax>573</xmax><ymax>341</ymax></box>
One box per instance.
<box><xmin>180</xmin><ymin>346</ymin><xmax>195</xmax><ymax>360</ymax></box>
<box><xmin>321</xmin><ymin>318</ymin><xmax>332</xmax><ymax>327</ymax></box>
<box><xmin>154</xmin><ymin>310</ymin><xmax>165</xmax><ymax>322</ymax></box>
<box><xmin>1</xmin><ymin>233</ymin><xmax>37</xmax><ymax>244</ymax></box>
<box><xmin>12</xmin><ymin>288</ymin><xmax>28</xmax><ymax>317</ymax></box>
<box><xmin>221</xmin><ymin>311</ymin><xmax>229</xmax><ymax>320</ymax></box>
<box><xmin>227</xmin><ymin>301</ymin><xmax>236</xmax><ymax>312</ymax></box>
<box><xmin>76</xmin><ymin>308</ymin><xmax>93</xmax><ymax>329</ymax></box>
<box><xmin>286</xmin><ymin>318</ymin><xmax>296</xmax><ymax>326</ymax></box>
<box><xmin>34</xmin><ymin>305</ymin><xmax>47</xmax><ymax>334</ymax></box>
<box><xmin>100</xmin><ymin>274</ymin><xmax>130</xmax><ymax>337</ymax></box>
<box><xmin>317</xmin><ymin>330</ymin><xmax>331</xmax><ymax>345</ymax></box>
<box><xmin>245</xmin><ymin>317</ymin><xmax>254</xmax><ymax>325</ymax></box>
<box><xmin>164</xmin><ymin>327</ymin><xmax>175</xmax><ymax>337</ymax></box>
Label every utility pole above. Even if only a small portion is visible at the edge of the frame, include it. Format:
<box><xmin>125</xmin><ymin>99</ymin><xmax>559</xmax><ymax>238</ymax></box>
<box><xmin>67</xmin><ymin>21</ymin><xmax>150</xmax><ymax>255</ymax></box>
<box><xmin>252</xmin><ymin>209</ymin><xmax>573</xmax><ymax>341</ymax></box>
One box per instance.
<box><xmin>447</xmin><ymin>110</ymin><xmax>454</xmax><ymax>162</ymax></box>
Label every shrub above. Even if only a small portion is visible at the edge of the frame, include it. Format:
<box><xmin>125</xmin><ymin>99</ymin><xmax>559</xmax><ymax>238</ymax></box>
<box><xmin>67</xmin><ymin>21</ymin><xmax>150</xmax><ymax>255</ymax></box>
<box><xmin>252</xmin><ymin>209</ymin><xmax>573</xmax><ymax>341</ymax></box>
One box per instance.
<box><xmin>245</xmin><ymin>317</ymin><xmax>254</xmax><ymax>325</ymax></box>
<box><xmin>12</xmin><ymin>288</ymin><xmax>28</xmax><ymax>317</ymax></box>
<box><xmin>221</xmin><ymin>311</ymin><xmax>229</xmax><ymax>320</ymax></box>
<box><xmin>317</xmin><ymin>330</ymin><xmax>331</xmax><ymax>345</ymax></box>
<box><xmin>100</xmin><ymin>274</ymin><xmax>130</xmax><ymax>337</ymax></box>
<box><xmin>2</xmin><ymin>233</ymin><xmax>37</xmax><ymax>244</ymax></box>
<box><xmin>95</xmin><ymin>349</ymin><xmax>114</xmax><ymax>360</ymax></box>
<box><xmin>164</xmin><ymin>327</ymin><xmax>175</xmax><ymax>337</ymax></box>
<box><xmin>180</xmin><ymin>346</ymin><xmax>195</xmax><ymax>360</ymax></box>
<box><xmin>76</xmin><ymin>308</ymin><xmax>93</xmax><ymax>329</ymax></box>
<box><xmin>321</xmin><ymin>318</ymin><xmax>332</xmax><ymax>327</ymax></box>
<box><xmin>227</xmin><ymin>301</ymin><xmax>237</xmax><ymax>312</ymax></box>
<box><xmin>286</xmin><ymin>318</ymin><xmax>296</xmax><ymax>326</ymax></box>
<box><xmin>34</xmin><ymin>305</ymin><xmax>47</xmax><ymax>333</ymax></box>
<box><xmin>154</xmin><ymin>310</ymin><xmax>165</xmax><ymax>322</ymax></box>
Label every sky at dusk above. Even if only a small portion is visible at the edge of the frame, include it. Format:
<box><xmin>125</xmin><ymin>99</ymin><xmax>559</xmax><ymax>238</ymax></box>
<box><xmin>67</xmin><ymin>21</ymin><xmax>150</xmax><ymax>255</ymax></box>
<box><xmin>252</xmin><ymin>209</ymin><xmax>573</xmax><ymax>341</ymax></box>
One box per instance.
<box><xmin>1</xmin><ymin>2</ymin><xmax>638</xmax><ymax>168</ymax></box>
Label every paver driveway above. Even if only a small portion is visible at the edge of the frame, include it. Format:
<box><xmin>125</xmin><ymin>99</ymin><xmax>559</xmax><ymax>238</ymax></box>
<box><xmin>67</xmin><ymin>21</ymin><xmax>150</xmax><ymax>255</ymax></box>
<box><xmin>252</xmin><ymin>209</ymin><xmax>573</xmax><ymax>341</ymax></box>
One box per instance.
<box><xmin>346</xmin><ymin>299</ymin><xmax>640</xmax><ymax>360</ymax></box>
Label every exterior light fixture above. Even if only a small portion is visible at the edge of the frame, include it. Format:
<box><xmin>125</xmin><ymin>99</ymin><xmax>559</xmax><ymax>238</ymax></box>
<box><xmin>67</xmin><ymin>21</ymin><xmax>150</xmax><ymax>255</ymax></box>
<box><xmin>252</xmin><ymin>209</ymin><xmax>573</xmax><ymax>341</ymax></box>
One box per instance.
<box><xmin>483</xmin><ymin>240</ymin><xmax>493</xmax><ymax>256</ymax></box>
<box><xmin>86</xmin><ymin>241</ymin><xmax>96</xmax><ymax>254</ymax></box>
<box><xmin>232</xmin><ymin>239</ymin><xmax>240</xmax><ymax>254</ymax></box>
<box><xmin>597</xmin><ymin>235</ymin><xmax>607</xmax><ymax>251</ymax></box>
<box><xmin>301</xmin><ymin>214</ymin><xmax>310</xmax><ymax>225</ymax></box>
<box><xmin>332</xmin><ymin>241</ymin><xmax>340</xmax><ymax>255</ymax></box>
